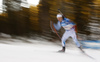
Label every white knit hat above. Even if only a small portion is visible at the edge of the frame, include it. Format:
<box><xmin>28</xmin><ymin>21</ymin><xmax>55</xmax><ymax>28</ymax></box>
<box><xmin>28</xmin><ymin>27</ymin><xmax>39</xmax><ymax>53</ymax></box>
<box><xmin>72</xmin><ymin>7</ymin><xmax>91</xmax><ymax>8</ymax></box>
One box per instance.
<box><xmin>57</xmin><ymin>14</ymin><xmax>62</xmax><ymax>18</ymax></box>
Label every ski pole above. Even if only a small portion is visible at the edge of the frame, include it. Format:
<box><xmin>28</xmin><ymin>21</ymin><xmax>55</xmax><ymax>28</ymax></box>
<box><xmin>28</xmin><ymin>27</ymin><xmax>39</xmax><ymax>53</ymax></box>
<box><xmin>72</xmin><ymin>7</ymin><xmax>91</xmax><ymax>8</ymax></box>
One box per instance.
<box><xmin>50</xmin><ymin>21</ymin><xmax>61</xmax><ymax>40</ymax></box>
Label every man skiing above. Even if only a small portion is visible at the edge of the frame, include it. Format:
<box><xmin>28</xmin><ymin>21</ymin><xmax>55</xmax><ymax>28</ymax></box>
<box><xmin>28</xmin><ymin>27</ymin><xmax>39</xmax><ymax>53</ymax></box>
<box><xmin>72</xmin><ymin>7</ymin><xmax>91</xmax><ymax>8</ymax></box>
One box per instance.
<box><xmin>53</xmin><ymin>13</ymin><xmax>81</xmax><ymax>52</ymax></box>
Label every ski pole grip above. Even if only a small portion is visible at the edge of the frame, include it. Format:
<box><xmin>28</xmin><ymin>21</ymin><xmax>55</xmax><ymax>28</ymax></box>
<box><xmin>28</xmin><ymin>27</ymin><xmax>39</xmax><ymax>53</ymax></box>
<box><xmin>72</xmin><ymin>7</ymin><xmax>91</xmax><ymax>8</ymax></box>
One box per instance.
<box><xmin>57</xmin><ymin>9</ymin><xmax>63</xmax><ymax>15</ymax></box>
<box><xmin>58</xmin><ymin>9</ymin><xmax>61</xmax><ymax>13</ymax></box>
<box><xmin>58</xmin><ymin>9</ymin><xmax>60</xmax><ymax>11</ymax></box>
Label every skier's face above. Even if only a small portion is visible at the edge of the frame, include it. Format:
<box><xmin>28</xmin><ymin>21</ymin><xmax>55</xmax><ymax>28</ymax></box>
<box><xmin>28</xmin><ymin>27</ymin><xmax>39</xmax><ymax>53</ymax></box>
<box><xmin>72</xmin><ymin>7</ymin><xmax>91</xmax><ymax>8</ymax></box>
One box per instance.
<box><xmin>57</xmin><ymin>17</ymin><xmax>63</xmax><ymax>22</ymax></box>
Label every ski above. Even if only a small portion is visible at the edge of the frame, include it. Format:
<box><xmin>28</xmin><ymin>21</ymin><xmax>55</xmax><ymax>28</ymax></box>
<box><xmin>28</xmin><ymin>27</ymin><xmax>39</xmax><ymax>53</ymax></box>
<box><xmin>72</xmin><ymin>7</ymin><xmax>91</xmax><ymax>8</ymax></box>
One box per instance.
<box><xmin>79</xmin><ymin>48</ymin><xmax>96</xmax><ymax>60</ymax></box>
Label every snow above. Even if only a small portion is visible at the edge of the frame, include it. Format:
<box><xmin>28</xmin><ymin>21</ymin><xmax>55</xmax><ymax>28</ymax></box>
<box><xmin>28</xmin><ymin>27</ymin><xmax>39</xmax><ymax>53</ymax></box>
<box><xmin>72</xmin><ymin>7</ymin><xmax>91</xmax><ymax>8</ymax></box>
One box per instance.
<box><xmin>0</xmin><ymin>39</ymin><xmax>100</xmax><ymax>62</ymax></box>
<box><xmin>0</xmin><ymin>33</ymin><xmax>12</xmax><ymax>38</ymax></box>
<box><xmin>0</xmin><ymin>0</ymin><xmax>3</xmax><ymax>13</ymax></box>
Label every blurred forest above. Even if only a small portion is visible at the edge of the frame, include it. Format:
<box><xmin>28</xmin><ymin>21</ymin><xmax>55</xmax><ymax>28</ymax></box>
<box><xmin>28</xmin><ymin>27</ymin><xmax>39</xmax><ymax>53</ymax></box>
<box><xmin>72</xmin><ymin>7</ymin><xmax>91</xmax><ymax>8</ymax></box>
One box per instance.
<box><xmin>0</xmin><ymin>0</ymin><xmax>100</xmax><ymax>40</ymax></box>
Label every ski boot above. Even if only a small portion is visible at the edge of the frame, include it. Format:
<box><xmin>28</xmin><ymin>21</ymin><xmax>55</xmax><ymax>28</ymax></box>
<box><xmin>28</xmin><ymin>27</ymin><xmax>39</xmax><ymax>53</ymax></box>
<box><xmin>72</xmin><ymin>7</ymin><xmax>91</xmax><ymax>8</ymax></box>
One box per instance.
<box><xmin>58</xmin><ymin>47</ymin><xmax>65</xmax><ymax>52</ymax></box>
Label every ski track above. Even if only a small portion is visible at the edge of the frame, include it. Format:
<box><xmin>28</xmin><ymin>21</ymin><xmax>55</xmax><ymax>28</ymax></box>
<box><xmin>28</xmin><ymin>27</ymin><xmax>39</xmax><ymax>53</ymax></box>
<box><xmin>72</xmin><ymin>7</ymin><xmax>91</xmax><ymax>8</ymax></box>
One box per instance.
<box><xmin>0</xmin><ymin>41</ymin><xmax>100</xmax><ymax>62</ymax></box>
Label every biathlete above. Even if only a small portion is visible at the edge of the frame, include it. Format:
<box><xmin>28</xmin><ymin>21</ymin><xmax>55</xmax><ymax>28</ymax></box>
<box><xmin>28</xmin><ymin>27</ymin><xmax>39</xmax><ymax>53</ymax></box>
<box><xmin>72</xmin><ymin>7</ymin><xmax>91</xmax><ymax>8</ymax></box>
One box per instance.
<box><xmin>53</xmin><ymin>13</ymin><xmax>82</xmax><ymax>52</ymax></box>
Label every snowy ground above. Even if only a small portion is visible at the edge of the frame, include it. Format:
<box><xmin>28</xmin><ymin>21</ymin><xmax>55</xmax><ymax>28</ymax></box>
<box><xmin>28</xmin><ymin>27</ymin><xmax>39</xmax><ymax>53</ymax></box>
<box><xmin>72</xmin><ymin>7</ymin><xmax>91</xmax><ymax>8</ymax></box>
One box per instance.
<box><xmin>0</xmin><ymin>33</ymin><xmax>100</xmax><ymax>62</ymax></box>
<box><xmin>0</xmin><ymin>39</ymin><xmax>100</xmax><ymax>62</ymax></box>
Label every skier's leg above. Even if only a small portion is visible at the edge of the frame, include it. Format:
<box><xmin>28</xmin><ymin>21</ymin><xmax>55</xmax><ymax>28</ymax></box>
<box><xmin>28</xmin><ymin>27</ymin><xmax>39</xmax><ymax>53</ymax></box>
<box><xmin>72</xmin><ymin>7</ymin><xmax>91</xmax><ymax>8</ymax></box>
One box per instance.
<box><xmin>58</xmin><ymin>31</ymin><xmax>70</xmax><ymax>52</ymax></box>
<box><xmin>70</xmin><ymin>30</ymin><xmax>85</xmax><ymax>52</ymax></box>
<box><xmin>61</xmin><ymin>31</ymin><xmax>70</xmax><ymax>47</ymax></box>
<box><xmin>71</xmin><ymin>30</ymin><xmax>81</xmax><ymax>47</ymax></box>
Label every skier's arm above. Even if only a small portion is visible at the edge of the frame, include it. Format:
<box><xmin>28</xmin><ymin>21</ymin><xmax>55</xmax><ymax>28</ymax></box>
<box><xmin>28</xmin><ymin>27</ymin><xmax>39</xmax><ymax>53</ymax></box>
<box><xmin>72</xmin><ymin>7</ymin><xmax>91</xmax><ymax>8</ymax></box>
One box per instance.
<box><xmin>53</xmin><ymin>21</ymin><xmax>61</xmax><ymax>31</ymax></box>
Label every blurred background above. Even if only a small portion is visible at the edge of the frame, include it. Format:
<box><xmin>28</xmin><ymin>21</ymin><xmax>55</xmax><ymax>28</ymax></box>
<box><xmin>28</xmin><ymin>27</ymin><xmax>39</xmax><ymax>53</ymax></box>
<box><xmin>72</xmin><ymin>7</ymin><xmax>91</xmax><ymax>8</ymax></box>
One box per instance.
<box><xmin>0</xmin><ymin>0</ymin><xmax>100</xmax><ymax>49</ymax></box>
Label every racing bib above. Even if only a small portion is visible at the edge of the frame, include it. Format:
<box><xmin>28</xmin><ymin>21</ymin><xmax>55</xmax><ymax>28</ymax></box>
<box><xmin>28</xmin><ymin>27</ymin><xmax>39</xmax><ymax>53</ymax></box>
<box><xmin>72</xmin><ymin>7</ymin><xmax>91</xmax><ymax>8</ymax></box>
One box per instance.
<box><xmin>62</xmin><ymin>24</ymin><xmax>74</xmax><ymax>30</ymax></box>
